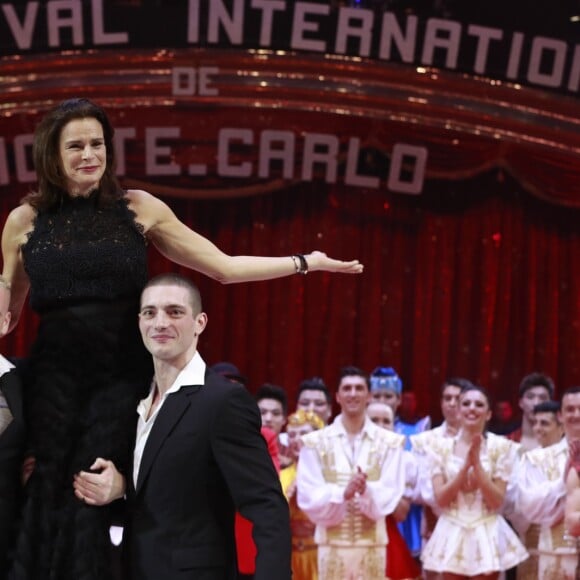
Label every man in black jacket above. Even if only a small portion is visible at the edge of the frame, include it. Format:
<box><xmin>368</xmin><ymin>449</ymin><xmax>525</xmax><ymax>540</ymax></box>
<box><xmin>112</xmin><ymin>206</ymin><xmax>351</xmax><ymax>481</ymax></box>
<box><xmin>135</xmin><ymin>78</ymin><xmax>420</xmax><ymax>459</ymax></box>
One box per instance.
<box><xmin>73</xmin><ymin>273</ymin><xmax>291</xmax><ymax>580</ymax></box>
<box><xmin>0</xmin><ymin>277</ymin><xmax>25</xmax><ymax>580</ymax></box>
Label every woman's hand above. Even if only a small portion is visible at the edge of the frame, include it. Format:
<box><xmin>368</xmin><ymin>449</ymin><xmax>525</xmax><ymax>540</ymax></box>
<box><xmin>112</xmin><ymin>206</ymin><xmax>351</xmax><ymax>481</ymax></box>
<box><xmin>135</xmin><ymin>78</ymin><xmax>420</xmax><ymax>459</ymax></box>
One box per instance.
<box><xmin>306</xmin><ymin>251</ymin><xmax>363</xmax><ymax>274</ymax></box>
<box><xmin>468</xmin><ymin>435</ymin><xmax>483</xmax><ymax>467</ymax></box>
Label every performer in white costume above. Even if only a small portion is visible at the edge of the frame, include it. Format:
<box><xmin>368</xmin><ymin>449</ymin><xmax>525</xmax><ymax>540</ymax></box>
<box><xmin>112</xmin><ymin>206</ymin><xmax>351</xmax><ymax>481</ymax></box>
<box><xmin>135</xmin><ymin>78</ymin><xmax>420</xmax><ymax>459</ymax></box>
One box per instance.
<box><xmin>509</xmin><ymin>400</ymin><xmax>564</xmax><ymax>580</ymax></box>
<box><xmin>565</xmin><ymin>439</ymin><xmax>580</xmax><ymax>538</ymax></box>
<box><xmin>411</xmin><ymin>378</ymin><xmax>470</xmax><ymax>507</ymax></box>
<box><xmin>421</xmin><ymin>384</ymin><xmax>528</xmax><ymax>579</ymax></box>
<box><xmin>411</xmin><ymin>377</ymin><xmax>472</xmax><ymax>580</ymax></box>
<box><xmin>297</xmin><ymin>366</ymin><xmax>406</xmax><ymax>580</ymax></box>
<box><xmin>516</xmin><ymin>386</ymin><xmax>580</xmax><ymax>580</ymax></box>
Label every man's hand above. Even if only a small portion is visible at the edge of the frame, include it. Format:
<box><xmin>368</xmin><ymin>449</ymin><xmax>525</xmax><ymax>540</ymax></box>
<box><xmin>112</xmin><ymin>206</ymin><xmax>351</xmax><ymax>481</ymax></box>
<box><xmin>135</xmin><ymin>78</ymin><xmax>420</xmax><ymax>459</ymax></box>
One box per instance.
<box><xmin>393</xmin><ymin>497</ymin><xmax>411</xmax><ymax>522</ymax></box>
<box><xmin>73</xmin><ymin>457</ymin><xmax>126</xmax><ymax>506</ymax></box>
<box><xmin>285</xmin><ymin>479</ymin><xmax>297</xmax><ymax>500</ymax></box>
<box><xmin>343</xmin><ymin>467</ymin><xmax>367</xmax><ymax>500</ymax></box>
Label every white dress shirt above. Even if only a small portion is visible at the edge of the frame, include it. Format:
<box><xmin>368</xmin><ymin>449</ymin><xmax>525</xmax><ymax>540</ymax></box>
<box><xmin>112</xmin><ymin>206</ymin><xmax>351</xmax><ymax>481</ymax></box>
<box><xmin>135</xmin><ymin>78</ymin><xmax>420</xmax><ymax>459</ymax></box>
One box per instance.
<box><xmin>0</xmin><ymin>354</ymin><xmax>15</xmax><ymax>435</ymax></box>
<box><xmin>133</xmin><ymin>351</ymin><xmax>206</xmax><ymax>487</ymax></box>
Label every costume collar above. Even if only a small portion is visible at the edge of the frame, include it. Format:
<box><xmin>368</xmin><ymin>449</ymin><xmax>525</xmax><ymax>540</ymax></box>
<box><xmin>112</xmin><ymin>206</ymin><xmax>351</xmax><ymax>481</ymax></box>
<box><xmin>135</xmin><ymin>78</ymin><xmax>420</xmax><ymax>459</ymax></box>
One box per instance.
<box><xmin>331</xmin><ymin>413</ymin><xmax>380</xmax><ymax>440</ymax></box>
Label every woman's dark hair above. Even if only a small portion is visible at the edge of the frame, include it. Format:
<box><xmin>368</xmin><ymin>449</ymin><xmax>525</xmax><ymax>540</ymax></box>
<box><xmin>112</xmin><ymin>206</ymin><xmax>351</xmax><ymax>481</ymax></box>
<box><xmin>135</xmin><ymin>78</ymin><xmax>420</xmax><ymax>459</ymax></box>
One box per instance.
<box><xmin>24</xmin><ymin>98</ymin><xmax>122</xmax><ymax>209</ymax></box>
<box><xmin>459</xmin><ymin>383</ymin><xmax>493</xmax><ymax>409</ymax></box>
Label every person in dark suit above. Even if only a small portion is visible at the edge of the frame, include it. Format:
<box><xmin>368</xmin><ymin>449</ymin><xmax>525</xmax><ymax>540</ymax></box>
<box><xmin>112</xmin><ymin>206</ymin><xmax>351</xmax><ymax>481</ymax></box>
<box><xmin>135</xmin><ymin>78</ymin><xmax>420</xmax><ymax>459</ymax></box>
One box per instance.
<box><xmin>0</xmin><ymin>365</ymin><xmax>25</xmax><ymax>580</ymax></box>
<box><xmin>72</xmin><ymin>273</ymin><xmax>292</xmax><ymax>580</ymax></box>
<box><xmin>0</xmin><ymin>277</ymin><xmax>26</xmax><ymax>579</ymax></box>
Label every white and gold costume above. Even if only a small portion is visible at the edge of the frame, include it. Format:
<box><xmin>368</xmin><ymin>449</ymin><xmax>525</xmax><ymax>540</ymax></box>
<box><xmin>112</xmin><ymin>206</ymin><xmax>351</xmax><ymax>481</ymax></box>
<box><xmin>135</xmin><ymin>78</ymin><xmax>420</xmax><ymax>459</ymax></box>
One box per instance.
<box><xmin>410</xmin><ymin>422</ymin><xmax>455</xmax><ymax>556</ymax></box>
<box><xmin>516</xmin><ymin>437</ymin><xmax>579</xmax><ymax>580</ymax></box>
<box><xmin>502</xmin><ymin>442</ymin><xmax>537</xmax><ymax>579</ymax></box>
<box><xmin>296</xmin><ymin>414</ymin><xmax>406</xmax><ymax>580</ymax></box>
<box><xmin>410</xmin><ymin>423</ymin><xmax>454</xmax><ymax>511</ymax></box>
<box><xmin>421</xmin><ymin>432</ymin><xmax>528</xmax><ymax>575</ymax></box>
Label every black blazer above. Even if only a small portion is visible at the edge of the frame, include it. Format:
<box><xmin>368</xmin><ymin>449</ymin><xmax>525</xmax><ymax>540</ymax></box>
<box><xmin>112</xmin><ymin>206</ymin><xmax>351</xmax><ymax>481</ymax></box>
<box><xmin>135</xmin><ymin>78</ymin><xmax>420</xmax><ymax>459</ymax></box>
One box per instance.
<box><xmin>124</xmin><ymin>370</ymin><xmax>291</xmax><ymax>580</ymax></box>
<box><xmin>0</xmin><ymin>370</ymin><xmax>25</xmax><ymax>580</ymax></box>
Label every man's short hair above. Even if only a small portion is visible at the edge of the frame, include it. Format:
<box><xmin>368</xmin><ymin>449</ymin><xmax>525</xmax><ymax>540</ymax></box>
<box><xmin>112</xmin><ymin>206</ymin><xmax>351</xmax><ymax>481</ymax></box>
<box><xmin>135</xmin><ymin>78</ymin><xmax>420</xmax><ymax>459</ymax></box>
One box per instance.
<box><xmin>142</xmin><ymin>273</ymin><xmax>202</xmax><ymax>313</ymax></box>
<box><xmin>297</xmin><ymin>377</ymin><xmax>331</xmax><ymax>404</ymax></box>
<box><xmin>255</xmin><ymin>383</ymin><xmax>288</xmax><ymax>415</ymax></box>
<box><xmin>0</xmin><ymin>275</ymin><xmax>10</xmax><ymax>291</ymax></box>
<box><xmin>561</xmin><ymin>386</ymin><xmax>580</xmax><ymax>400</ymax></box>
<box><xmin>533</xmin><ymin>400</ymin><xmax>561</xmax><ymax>415</ymax></box>
<box><xmin>518</xmin><ymin>372</ymin><xmax>555</xmax><ymax>399</ymax></box>
<box><xmin>442</xmin><ymin>377</ymin><xmax>474</xmax><ymax>396</ymax></box>
<box><xmin>338</xmin><ymin>366</ymin><xmax>369</xmax><ymax>390</ymax></box>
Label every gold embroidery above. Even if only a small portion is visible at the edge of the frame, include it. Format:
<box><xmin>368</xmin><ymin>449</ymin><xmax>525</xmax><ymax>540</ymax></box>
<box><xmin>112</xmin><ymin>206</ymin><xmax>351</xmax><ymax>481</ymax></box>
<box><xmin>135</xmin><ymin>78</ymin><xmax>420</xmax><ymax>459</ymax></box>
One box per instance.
<box><xmin>326</xmin><ymin>501</ymin><xmax>377</xmax><ymax>544</ymax></box>
<box><xmin>541</xmin><ymin>553</ymin><xmax>577</xmax><ymax>580</ymax></box>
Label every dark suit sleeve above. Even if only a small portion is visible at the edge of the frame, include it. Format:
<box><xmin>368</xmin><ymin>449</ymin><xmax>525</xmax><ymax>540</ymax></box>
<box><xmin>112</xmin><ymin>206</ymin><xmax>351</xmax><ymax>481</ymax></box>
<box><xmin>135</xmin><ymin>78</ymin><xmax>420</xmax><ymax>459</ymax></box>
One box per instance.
<box><xmin>0</xmin><ymin>371</ymin><xmax>26</xmax><ymax>580</ymax></box>
<box><xmin>210</xmin><ymin>386</ymin><xmax>292</xmax><ymax>580</ymax></box>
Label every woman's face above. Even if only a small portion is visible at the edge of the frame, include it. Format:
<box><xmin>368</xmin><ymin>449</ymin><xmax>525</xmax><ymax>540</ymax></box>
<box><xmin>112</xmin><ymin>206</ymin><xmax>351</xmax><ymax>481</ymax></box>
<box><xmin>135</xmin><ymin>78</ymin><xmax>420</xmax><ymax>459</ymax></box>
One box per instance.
<box><xmin>59</xmin><ymin>117</ymin><xmax>106</xmax><ymax>197</ymax></box>
<box><xmin>459</xmin><ymin>389</ymin><xmax>491</xmax><ymax>431</ymax></box>
<box><xmin>286</xmin><ymin>423</ymin><xmax>314</xmax><ymax>460</ymax></box>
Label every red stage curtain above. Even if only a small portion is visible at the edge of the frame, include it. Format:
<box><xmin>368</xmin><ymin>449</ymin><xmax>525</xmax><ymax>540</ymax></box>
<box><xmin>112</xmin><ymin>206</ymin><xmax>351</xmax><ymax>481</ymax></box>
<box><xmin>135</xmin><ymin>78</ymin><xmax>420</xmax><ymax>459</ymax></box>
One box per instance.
<box><xmin>2</xmin><ymin>170</ymin><xmax>580</xmax><ymax>421</ymax></box>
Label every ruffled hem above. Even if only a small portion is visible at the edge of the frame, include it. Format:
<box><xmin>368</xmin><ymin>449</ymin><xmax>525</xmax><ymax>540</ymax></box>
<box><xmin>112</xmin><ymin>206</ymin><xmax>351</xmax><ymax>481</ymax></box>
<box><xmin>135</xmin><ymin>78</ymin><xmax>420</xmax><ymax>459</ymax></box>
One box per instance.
<box><xmin>421</xmin><ymin>513</ymin><xmax>528</xmax><ymax>574</ymax></box>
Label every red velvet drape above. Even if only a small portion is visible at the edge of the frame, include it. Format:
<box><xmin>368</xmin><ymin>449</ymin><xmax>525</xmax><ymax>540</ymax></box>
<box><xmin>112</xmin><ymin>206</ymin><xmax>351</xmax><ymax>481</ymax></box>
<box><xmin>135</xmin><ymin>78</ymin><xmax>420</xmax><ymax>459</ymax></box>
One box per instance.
<box><xmin>3</xmin><ymin>170</ymin><xmax>580</xmax><ymax>421</ymax></box>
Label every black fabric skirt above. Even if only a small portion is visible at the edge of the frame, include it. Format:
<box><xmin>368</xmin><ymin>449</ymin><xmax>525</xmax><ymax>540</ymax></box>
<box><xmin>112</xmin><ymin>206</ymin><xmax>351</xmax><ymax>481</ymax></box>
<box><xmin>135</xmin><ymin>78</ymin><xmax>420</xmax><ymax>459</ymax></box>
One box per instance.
<box><xmin>9</xmin><ymin>299</ymin><xmax>152</xmax><ymax>580</ymax></box>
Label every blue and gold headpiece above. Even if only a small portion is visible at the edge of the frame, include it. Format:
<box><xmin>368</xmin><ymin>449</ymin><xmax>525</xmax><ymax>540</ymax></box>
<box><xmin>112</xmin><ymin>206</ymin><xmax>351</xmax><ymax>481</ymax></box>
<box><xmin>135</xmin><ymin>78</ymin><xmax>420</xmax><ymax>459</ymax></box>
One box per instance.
<box><xmin>370</xmin><ymin>366</ymin><xmax>403</xmax><ymax>395</ymax></box>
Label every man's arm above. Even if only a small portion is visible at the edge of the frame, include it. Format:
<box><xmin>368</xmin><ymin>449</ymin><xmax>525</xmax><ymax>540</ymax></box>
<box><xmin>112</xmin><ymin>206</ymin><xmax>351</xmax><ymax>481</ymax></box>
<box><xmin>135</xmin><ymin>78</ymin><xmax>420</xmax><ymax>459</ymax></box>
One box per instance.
<box><xmin>357</xmin><ymin>436</ymin><xmax>407</xmax><ymax>521</ymax></box>
<box><xmin>515</xmin><ymin>451</ymin><xmax>566</xmax><ymax>526</ymax></box>
<box><xmin>296</xmin><ymin>440</ymin><xmax>350</xmax><ymax>526</ymax></box>
<box><xmin>565</xmin><ymin>468</ymin><xmax>580</xmax><ymax>536</ymax></box>
<box><xmin>210</xmin><ymin>386</ymin><xmax>291</xmax><ymax>580</ymax></box>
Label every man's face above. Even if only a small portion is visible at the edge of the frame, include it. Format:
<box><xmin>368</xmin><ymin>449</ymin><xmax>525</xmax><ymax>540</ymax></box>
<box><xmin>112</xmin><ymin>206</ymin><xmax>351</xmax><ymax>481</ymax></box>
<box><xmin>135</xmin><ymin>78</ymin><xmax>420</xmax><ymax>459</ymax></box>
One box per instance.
<box><xmin>297</xmin><ymin>389</ymin><xmax>331</xmax><ymax>423</ymax></box>
<box><xmin>560</xmin><ymin>392</ymin><xmax>580</xmax><ymax>441</ymax></box>
<box><xmin>532</xmin><ymin>412</ymin><xmax>563</xmax><ymax>448</ymax></box>
<box><xmin>519</xmin><ymin>386</ymin><xmax>550</xmax><ymax>422</ymax></box>
<box><xmin>370</xmin><ymin>389</ymin><xmax>400</xmax><ymax>414</ymax></box>
<box><xmin>257</xmin><ymin>398</ymin><xmax>286</xmax><ymax>434</ymax></box>
<box><xmin>139</xmin><ymin>284</ymin><xmax>206</xmax><ymax>366</ymax></box>
<box><xmin>336</xmin><ymin>375</ymin><xmax>370</xmax><ymax>418</ymax></box>
<box><xmin>440</xmin><ymin>385</ymin><xmax>461</xmax><ymax>426</ymax></box>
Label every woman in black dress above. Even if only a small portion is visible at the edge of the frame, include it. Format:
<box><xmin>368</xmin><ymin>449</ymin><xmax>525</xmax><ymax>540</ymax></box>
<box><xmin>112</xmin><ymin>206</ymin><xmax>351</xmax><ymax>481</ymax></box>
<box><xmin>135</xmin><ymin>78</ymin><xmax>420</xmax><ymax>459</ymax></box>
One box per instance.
<box><xmin>1</xmin><ymin>98</ymin><xmax>362</xmax><ymax>580</ymax></box>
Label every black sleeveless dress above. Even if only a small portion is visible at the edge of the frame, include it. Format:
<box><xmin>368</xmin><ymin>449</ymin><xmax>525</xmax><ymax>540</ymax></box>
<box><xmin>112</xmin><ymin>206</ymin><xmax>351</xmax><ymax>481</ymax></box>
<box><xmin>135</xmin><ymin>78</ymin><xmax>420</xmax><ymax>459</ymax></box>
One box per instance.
<box><xmin>9</xmin><ymin>192</ymin><xmax>152</xmax><ymax>580</ymax></box>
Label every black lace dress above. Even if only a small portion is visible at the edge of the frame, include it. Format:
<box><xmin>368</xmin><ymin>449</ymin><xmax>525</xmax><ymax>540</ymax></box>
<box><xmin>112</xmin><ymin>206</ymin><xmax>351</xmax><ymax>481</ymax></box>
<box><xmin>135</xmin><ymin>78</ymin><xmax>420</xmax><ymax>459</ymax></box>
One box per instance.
<box><xmin>9</xmin><ymin>192</ymin><xmax>152</xmax><ymax>580</ymax></box>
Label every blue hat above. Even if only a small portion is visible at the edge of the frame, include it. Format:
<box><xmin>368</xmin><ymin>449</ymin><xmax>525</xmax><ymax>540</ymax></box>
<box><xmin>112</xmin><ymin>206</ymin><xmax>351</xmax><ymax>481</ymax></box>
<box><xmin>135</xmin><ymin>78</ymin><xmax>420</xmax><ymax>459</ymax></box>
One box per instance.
<box><xmin>370</xmin><ymin>366</ymin><xmax>402</xmax><ymax>395</ymax></box>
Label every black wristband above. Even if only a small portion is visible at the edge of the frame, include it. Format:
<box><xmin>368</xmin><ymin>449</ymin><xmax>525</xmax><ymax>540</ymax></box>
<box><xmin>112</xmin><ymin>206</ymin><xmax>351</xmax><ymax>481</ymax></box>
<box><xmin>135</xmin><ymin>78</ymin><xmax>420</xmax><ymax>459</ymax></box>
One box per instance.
<box><xmin>294</xmin><ymin>254</ymin><xmax>308</xmax><ymax>275</ymax></box>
